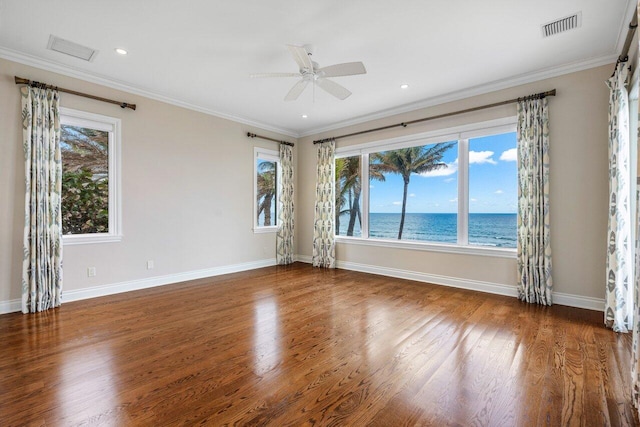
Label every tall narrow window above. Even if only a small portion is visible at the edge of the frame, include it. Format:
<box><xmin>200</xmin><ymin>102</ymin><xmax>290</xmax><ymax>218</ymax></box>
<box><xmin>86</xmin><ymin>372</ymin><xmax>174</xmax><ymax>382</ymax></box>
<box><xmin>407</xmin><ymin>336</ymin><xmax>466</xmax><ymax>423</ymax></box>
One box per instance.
<box><xmin>254</xmin><ymin>148</ymin><xmax>279</xmax><ymax>231</ymax></box>
<box><xmin>335</xmin><ymin>155</ymin><xmax>362</xmax><ymax>237</ymax></box>
<box><xmin>468</xmin><ymin>132</ymin><xmax>517</xmax><ymax>248</ymax></box>
<box><xmin>60</xmin><ymin>108</ymin><xmax>121</xmax><ymax>244</ymax></box>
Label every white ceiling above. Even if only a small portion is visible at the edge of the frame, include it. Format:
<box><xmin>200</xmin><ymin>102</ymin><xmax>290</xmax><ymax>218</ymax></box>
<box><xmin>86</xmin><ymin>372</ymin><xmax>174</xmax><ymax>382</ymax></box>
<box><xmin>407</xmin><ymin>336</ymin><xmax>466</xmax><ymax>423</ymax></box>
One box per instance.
<box><xmin>0</xmin><ymin>0</ymin><xmax>634</xmax><ymax>137</ymax></box>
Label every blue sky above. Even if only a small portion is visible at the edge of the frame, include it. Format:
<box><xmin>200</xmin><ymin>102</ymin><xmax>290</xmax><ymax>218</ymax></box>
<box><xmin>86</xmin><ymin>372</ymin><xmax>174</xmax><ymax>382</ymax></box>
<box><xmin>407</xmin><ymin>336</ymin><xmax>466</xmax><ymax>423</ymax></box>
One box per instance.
<box><xmin>369</xmin><ymin>132</ymin><xmax>517</xmax><ymax>214</ymax></box>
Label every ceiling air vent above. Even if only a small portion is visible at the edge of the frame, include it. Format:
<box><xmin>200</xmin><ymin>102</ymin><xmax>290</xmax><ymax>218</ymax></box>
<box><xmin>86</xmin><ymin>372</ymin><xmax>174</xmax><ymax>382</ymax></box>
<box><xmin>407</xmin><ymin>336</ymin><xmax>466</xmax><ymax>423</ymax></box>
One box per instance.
<box><xmin>47</xmin><ymin>35</ymin><xmax>98</xmax><ymax>62</ymax></box>
<box><xmin>541</xmin><ymin>12</ymin><xmax>582</xmax><ymax>38</ymax></box>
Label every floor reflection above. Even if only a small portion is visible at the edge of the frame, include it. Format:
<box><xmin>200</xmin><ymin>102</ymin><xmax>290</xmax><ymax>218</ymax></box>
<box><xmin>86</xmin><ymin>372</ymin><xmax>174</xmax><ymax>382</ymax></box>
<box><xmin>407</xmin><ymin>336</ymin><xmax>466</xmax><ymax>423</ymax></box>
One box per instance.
<box><xmin>57</xmin><ymin>343</ymin><xmax>116</xmax><ymax>422</ymax></box>
<box><xmin>253</xmin><ymin>293</ymin><xmax>281</xmax><ymax>376</ymax></box>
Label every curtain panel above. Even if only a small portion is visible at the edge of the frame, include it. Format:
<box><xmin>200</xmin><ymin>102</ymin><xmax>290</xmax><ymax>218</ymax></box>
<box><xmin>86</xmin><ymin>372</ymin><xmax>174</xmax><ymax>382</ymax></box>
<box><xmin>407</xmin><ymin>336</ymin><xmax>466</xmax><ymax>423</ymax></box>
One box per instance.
<box><xmin>21</xmin><ymin>86</ymin><xmax>63</xmax><ymax>313</ymax></box>
<box><xmin>516</xmin><ymin>97</ymin><xmax>553</xmax><ymax>305</ymax></box>
<box><xmin>312</xmin><ymin>140</ymin><xmax>336</xmax><ymax>268</ymax></box>
<box><xmin>276</xmin><ymin>144</ymin><xmax>294</xmax><ymax>265</ymax></box>
<box><xmin>632</xmin><ymin>3</ymin><xmax>640</xmax><ymax>411</ymax></box>
<box><xmin>605</xmin><ymin>61</ymin><xmax>633</xmax><ymax>332</ymax></box>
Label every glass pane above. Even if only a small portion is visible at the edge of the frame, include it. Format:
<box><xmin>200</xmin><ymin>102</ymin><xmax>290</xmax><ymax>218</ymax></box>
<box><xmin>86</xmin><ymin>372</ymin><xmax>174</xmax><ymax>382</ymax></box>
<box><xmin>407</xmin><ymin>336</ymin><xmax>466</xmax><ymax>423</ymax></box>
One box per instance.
<box><xmin>368</xmin><ymin>141</ymin><xmax>458</xmax><ymax>242</ymax></box>
<box><xmin>468</xmin><ymin>132</ymin><xmax>517</xmax><ymax>248</ymax></box>
<box><xmin>335</xmin><ymin>156</ymin><xmax>362</xmax><ymax>237</ymax></box>
<box><xmin>61</xmin><ymin>125</ymin><xmax>109</xmax><ymax>235</ymax></box>
<box><xmin>256</xmin><ymin>159</ymin><xmax>277</xmax><ymax>227</ymax></box>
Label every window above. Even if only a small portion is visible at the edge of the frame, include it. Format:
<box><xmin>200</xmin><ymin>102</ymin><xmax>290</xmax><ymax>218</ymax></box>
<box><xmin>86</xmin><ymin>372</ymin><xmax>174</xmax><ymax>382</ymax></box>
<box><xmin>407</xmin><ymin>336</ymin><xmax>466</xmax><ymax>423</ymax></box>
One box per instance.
<box><xmin>368</xmin><ymin>141</ymin><xmax>458</xmax><ymax>243</ymax></box>
<box><xmin>468</xmin><ymin>133</ymin><xmax>517</xmax><ymax>248</ymax></box>
<box><xmin>334</xmin><ymin>117</ymin><xmax>517</xmax><ymax>256</ymax></box>
<box><xmin>254</xmin><ymin>148</ymin><xmax>279</xmax><ymax>232</ymax></box>
<box><xmin>335</xmin><ymin>155</ymin><xmax>362</xmax><ymax>237</ymax></box>
<box><xmin>60</xmin><ymin>108</ymin><xmax>121</xmax><ymax>244</ymax></box>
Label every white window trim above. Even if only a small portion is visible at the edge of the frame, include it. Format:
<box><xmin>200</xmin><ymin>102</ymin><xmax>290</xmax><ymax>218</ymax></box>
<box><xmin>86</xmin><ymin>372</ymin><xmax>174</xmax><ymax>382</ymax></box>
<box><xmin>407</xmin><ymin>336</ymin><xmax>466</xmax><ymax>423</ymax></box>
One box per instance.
<box><xmin>335</xmin><ymin>116</ymin><xmax>517</xmax><ymax>257</ymax></box>
<box><xmin>60</xmin><ymin>107</ymin><xmax>122</xmax><ymax>245</ymax></box>
<box><xmin>335</xmin><ymin>235</ymin><xmax>516</xmax><ymax>258</ymax></box>
<box><xmin>253</xmin><ymin>147</ymin><xmax>280</xmax><ymax>233</ymax></box>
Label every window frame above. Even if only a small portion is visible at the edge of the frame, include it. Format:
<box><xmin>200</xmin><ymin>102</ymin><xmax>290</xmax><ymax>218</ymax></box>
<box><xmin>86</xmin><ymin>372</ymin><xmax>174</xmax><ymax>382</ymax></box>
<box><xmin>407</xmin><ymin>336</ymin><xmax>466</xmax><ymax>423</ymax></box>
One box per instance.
<box><xmin>59</xmin><ymin>107</ymin><xmax>122</xmax><ymax>245</ymax></box>
<box><xmin>253</xmin><ymin>147</ymin><xmax>280</xmax><ymax>233</ymax></box>
<box><xmin>335</xmin><ymin>117</ymin><xmax>517</xmax><ymax>258</ymax></box>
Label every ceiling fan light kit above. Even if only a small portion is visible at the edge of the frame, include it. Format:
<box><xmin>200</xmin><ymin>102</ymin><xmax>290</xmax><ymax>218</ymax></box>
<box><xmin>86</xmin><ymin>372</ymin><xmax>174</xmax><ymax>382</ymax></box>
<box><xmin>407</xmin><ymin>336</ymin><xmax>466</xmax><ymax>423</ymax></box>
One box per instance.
<box><xmin>251</xmin><ymin>44</ymin><xmax>367</xmax><ymax>101</ymax></box>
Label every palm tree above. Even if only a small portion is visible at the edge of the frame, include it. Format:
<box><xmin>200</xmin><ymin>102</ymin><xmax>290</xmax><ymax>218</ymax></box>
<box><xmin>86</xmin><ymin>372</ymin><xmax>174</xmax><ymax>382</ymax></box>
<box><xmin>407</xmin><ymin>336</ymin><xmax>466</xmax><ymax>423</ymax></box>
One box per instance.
<box><xmin>336</xmin><ymin>157</ymin><xmax>386</xmax><ymax>236</ymax></box>
<box><xmin>371</xmin><ymin>142</ymin><xmax>455</xmax><ymax>239</ymax></box>
<box><xmin>257</xmin><ymin>161</ymin><xmax>277</xmax><ymax>226</ymax></box>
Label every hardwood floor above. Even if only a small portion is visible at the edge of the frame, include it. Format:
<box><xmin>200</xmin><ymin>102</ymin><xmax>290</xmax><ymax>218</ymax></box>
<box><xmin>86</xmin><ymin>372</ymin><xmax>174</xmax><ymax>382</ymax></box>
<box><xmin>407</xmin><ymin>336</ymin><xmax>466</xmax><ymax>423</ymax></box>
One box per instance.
<box><xmin>0</xmin><ymin>263</ymin><xmax>637</xmax><ymax>426</ymax></box>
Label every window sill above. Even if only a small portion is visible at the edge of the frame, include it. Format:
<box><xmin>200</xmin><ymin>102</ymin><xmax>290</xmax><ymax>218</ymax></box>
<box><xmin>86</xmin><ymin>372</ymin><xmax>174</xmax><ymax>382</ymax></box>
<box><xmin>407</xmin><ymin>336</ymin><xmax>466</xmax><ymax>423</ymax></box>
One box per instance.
<box><xmin>254</xmin><ymin>226</ymin><xmax>278</xmax><ymax>234</ymax></box>
<box><xmin>63</xmin><ymin>234</ymin><xmax>122</xmax><ymax>245</ymax></box>
<box><xmin>335</xmin><ymin>236</ymin><xmax>516</xmax><ymax>258</ymax></box>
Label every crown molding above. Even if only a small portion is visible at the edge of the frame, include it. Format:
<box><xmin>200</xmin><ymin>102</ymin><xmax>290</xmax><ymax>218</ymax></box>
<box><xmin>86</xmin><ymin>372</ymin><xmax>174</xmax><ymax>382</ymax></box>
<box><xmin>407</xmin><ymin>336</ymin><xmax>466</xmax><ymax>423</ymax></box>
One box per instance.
<box><xmin>298</xmin><ymin>53</ymin><xmax>618</xmax><ymax>138</ymax></box>
<box><xmin>0</xmin><ymin>46</ymin><xmax>299</xmax><ymax>138</ymax></box>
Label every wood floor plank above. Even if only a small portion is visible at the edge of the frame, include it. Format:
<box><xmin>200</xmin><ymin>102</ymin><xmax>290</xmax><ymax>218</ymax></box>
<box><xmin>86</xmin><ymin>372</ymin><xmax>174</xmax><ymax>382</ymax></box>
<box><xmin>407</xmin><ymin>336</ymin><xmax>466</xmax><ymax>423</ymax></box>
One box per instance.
<box><xmin>0</xmin><ymin>263</ymin><xmax>637</xmax><ymax>426</ymax></box>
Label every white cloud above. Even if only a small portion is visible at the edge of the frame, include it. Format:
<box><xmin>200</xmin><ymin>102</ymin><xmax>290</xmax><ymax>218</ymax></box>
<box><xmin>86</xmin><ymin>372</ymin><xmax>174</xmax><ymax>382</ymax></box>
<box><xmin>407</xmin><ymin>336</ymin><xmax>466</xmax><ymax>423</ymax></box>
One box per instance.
<box><xmin>444</xmin><ymin>177</ymin><xmax>455</xmax><ymax>183</ymax></box>
<box><xmin>495</xmin><ymin>189</ymin><xmax>503</xmax><ymax>194</ymax></box>
<box><xmin>471</xmin><ymin>198</ymin><xmax>478</xmax><ymax>202</ymax></box>
<box><xmin>469</xmin><ymin>151</ymin><xmax>496</xmax><ymax>165</ymax></box>
<box><xmin>409</xmin><ymin>193</ymin><xmax>416</xmax><ymax>197</ymax></box>
<box><xmin>392</xmin><ymin>201</ymin><xmax>402</xmax><ymax>205</ymax></box>
<box><xmin>369</xmin><ymin>185</ymin><xmax>374</xmax><ymax>188</ymax></box>
<box><xmin>420</xmin><ymin>161</ymin><xmax>457</xmax><ymax>177</ymax></box>
<box><xmin>500</xmin><ymin>148</ymin><xmax>517</xmax><ymax>162</ymax></box>
<box><xmin>449</xmin><ymin>198</ymin><xmax>457</xmax><ymax>203</ymax></box>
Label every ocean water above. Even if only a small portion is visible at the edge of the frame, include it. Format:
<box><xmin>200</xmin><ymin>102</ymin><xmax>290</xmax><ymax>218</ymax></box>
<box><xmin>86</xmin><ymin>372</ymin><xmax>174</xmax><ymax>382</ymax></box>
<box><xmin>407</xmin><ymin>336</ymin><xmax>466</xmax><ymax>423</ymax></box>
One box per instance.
<box><xmin>337</xmin><ymin>213</ymin><xmax>517</xmax><ymax>248</ymax></box>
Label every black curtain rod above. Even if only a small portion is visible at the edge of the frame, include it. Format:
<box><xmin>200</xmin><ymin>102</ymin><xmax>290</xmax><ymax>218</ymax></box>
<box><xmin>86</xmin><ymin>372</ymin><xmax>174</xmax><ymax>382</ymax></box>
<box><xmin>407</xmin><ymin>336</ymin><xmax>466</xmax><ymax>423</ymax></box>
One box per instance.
<box><xmin>14</xmin><ymin>76</ymin><xmax>136</xmax><ymax>110</ymax></box>
<box><xmin>247</xmin><ymin>132</ymin><xmax>294</xmax><ymax>147</ymax></box>
<box><xmin>313</xmin><ymin>89</ymin><xmax>556</xmax><ymax>144</ymax></box>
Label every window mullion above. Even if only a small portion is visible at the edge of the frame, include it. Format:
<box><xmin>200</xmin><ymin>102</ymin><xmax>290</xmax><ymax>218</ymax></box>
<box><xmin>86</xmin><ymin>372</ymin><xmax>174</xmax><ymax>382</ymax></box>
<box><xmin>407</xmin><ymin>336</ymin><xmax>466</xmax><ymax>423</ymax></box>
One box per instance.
<box><xmin>457</xmin><ymin>139</ymin><xmax>469</xmax><ymax>245</ymax></box>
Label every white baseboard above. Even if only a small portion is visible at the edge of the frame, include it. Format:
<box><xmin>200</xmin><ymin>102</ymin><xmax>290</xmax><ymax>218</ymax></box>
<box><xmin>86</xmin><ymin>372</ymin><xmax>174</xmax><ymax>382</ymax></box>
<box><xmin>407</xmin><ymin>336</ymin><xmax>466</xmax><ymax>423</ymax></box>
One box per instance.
<box><xmin>337</xmin><ymin>259</ymin><xmax>519</xmax><ymax>298</ymax></box>
<box><xmin>0</xmin><ymin>299</ymin><xmax>21</xmax><ymax>314</ymax></box>
<box><xmin>1</xmin><ymin>256</ymin><xmax>605</xmax><ymax>314</ymax></box>
<box><xmin>296</xmin><ymin>255</ymin><xmax>605</xmax><ymax>312</ymax></box>
<box><xmin>0</xmin><ymin>258</ymin><xmax>276</xmax><ymax>315</ymax></box>
<box><xmin>552</xmin><ymin>292</ymin><xmax>605</xmax><ymax>312</ymax></box>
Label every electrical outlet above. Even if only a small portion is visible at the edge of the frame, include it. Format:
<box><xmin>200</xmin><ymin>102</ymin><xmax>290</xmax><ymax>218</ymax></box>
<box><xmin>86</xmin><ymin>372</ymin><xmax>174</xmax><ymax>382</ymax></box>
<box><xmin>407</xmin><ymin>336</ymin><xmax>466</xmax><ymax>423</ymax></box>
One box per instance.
<box><xmin>147</xmin><ymin>260</ymin><xmax>154</xmax><ymax>270</ymax></box>
<box><xmin>87</xmin><ymin>267</ymin><xmax>96</xmax><ymax>277</ymax></box>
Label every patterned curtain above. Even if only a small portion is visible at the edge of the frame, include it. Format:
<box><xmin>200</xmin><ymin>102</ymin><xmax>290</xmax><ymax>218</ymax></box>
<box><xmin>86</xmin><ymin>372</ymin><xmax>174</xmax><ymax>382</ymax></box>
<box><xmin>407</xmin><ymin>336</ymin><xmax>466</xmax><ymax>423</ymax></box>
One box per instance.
<box><xmin>21</xmin><ymin>85</ymin><xmax>63</xmax><ymax>313</ymax></box>
<box><xmin>312</xmin><ymin>140</ymin><xmax>335</xmax><ymax>268</ymax></box>
<box><xmin>605</xmin><ymin>61</ymin><xmax>633</xmax><ymax>332</ymax></box>
<box><xmin>516</xmin><ymin>97</ymin><xmax>552</xmax><ymax>305</ymax></box>
<box><xmin>632</xmin><ymin>3</ymin><xmax>640</xmax><ymax>409</ymax></box>
<box><xmin>276</xmin><ymin>144</ymin><xmax>294</xmax><ymax>264</ymax></box>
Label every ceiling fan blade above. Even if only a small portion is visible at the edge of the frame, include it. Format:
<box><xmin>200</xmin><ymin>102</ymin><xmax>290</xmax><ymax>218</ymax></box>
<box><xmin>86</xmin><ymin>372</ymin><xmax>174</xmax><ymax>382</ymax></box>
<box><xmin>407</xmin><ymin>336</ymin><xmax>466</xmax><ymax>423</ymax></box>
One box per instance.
<box><xmin>319</xmin><ymin>62</ymin><xmax>367</xmax><ymax>78</ymax></box>
<box><xmin>286</xmin><ymin>44</ymin><xmax>313</xmax><ymax>71</ymax></box>
<box><xmin>250</xmin><ymin>72</ymin><xmax>299</xmax><ymax>78</ymax></box>
<box><xmin>284</xmin><ymin>80</ymin><xmax>309</xmax><ymax>101</ymax></box>
<box><xmin>316</xmin><ymin>78</ymin><xmax>352</xmax><ymax>100</ymax></box>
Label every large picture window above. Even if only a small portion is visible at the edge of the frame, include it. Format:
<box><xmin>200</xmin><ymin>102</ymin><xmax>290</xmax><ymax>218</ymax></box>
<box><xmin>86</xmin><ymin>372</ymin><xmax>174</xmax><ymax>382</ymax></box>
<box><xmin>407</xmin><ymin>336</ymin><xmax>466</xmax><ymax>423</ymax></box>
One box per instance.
<box><xmin>334</xmin><ymin>118</ymin><xmax>517</xmax><ymax>256</ymax></box>
<box><xmin>254</xmin><ymin>148</ymin><xmax>280</xmax><ymax>232</ymax></box>
<box><xmin>60</xmin><ymin>108</ymin><xmax>121</xmax><ymax>245</ymax></box>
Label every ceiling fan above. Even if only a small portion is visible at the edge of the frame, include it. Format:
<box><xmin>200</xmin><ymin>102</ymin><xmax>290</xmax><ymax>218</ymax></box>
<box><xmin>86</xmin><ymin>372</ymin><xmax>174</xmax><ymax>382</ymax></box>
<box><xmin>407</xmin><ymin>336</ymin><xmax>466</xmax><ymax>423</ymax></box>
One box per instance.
<box><xmin>251</xmin><ymin>44</ymin><xmax>367</xmax><ymax>101</ymax></box>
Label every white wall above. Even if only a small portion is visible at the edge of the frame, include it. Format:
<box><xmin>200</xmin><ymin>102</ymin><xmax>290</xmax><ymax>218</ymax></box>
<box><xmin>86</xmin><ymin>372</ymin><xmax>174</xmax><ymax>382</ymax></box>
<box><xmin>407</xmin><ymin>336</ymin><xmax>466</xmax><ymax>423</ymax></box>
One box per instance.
<box><xmin>297</xmin><ymin>64</ymin><xmax>612</xmax><ymax>307</ymax></box>
<box><xmin>0</xmin><ymin>58</ymin><xmax>292</xmax><ymax>309</ymax></box>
